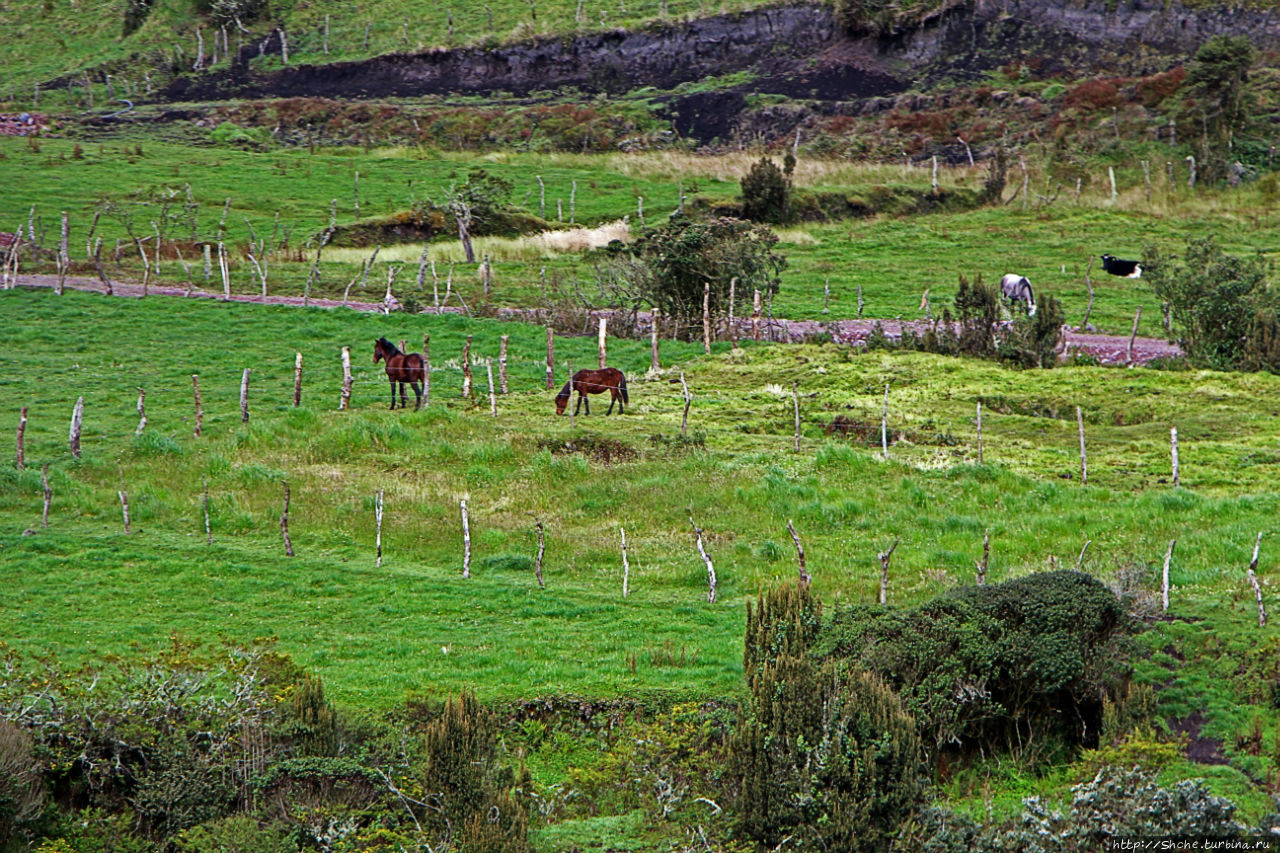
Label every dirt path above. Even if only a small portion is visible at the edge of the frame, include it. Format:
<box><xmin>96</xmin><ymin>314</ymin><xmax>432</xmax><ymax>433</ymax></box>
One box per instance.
<box><xmin>10</xmin><ymin>274</ymin><xmax>1184</xmax><ymax>366</ymax></box>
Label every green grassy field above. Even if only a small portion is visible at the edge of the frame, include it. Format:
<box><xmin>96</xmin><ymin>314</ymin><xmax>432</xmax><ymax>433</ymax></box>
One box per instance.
<box><xmin>7</xmin><ymin>136</ymin><xmax>1280</xmax><ymax>337</ymax></box>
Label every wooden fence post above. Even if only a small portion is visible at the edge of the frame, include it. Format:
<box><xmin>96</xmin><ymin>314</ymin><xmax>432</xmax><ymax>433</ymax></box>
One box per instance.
<box><xmin>621</xmin><ymin>527</ymin><xmax>630</xmax><ymax>597</ymax></box>
<box><xmin>680</xmin><ymin>372</ymin><xmax>692</xmax><ymax>438</ymax></box>
<box><xmin>375</xmin><ymin>489</ymin><xmax>384</xmax><ymax>568</ymax></box>
<box><xmin>1076</xmin><ymin>539</ymin><xmax>1092</xmax><ymax>569</ymax></box>
<box><xmin>135</xmin><ymin>388</ymin><xmax>147</xmax><ymax>435</ymax></box>
<box><xmin>118</xmin><ymin>488</ymin><xmax>131</xmax><ymax>534</ymax></box>
<box><xmin>546</xmin><ymin>328</ymin><xmax>555</xmax><ymax>390</ymax></box>
<box><xmin>486</xmin><ymin>359</ymin><xmax>497</xmax><ymax>417</ymax></box>
<box><xmin>294</xmin><ymin>353</ymin><xmax>303</xmax><ymax>407</ymax></box>
<box><xmin>787</xmin><ymin>519</ymin><xmax>809</xmax><ymax>586</ymax></box>
<box><xmin>16</xmin><ymin>406</ymin><xmax>27</xmax><ymax>470</ymax></box>
<box><xmin>70</xmin><ymin>396</ymin><xmax>84</xmax><ymax>459</ymax></box>
<box><xmin>881</xmin><ymin>384</ymin><xmax>889</xmax><ymax>461</ymax></box>
<box><xmin>567</xmin><ymin>359</ymin><xmax>575</xmax><ymax>428</ymax></box>
<box><xmin>729</xmin><ymin>277</ymin><xmax>738</xmax><ymax>346</ymax></box>
<box><xmin>423</xmin><ymin>334</ymin><xmax>431</xmax><ymax>407</ymax></box>
<box><xmin>1076</xmin><ymin>406</ymin><xmax>1087</xmax><ymax>485</ymax></box>
<box><xmin>598</xmin><ymin>317</ymin><xmax>607</xmax><ymax>368</ymax></box>
<box><xmin>752</xmin><ymin>290</ymin><xmax>762</xmax><ymax>341</ymax></box>
<box><xmin>218</xmin><ymin>241</ymin><xmax>230</xmax><ymax>301</ymax></box>
<box><xmin>534</xmin><ymin>520</ymin><xmax>546</xmax><ymax>588</ymax></box>
<box><xmin>192</xmin><ymin>375</ymin><xmax>203</xmax><ymax>437</ymax></box>
<box><xmin>280</xmin><ymin>482</ymin><xmax>294</xmax><ymax>556</ymax></box>
<box><xmin>1162</xmin><ymin>539</ymin><xmax>1176</xmax><ymax>613</ymax></box>
<box><xmin>650</xmin><ymin>308</ymin><xmax>660</xmax><ymax>371</ymax></box>
<box><xmin>690</xmin><ymin>512</ymin><xmax>716</xmax><ymax>603</ymax></box>
<box><xmin>499</xmin><ymin>335</ymin><xmax>509</xmax><ymax>394</ymax></box>
<box><xmin>41</xmin><ymin>463</ymin><xmax>51</xmax><ymax>529</ymax></box>
<box><xmin>240</xmin><ymin>368</ymin><xmax>251</xmax><ymax>423</ymax></box>
<box><xmin>340</xmin><ymin>347</ymin><xmax>352</xmax><ymax>410</ymax></box>
<box><xmin>462</xmin><ymin>335</ymin><xmax>473</xmax><ymax>400</ymax></box>
<box><xmin>792</xmin><ymin>382</ymin><xmax>801</xmax><ymax>452</ymax></box>
<box><xmin>1126</xmin><ymin>307</ymin><xmax>1142</xmax><ymax>367</ymax></box>
<box><xmin>976</xmin><ymin>529</ymin><xmax>989</xmax><ymax>585</ymax></box>
<box><xmin>878</xmin><ymin>536</ymin><xmax>900</xmax><ymax>604</ymax></box>
<box><xmin>702</xmin><ymin>282</ymin><xmax>711</xmax><ymax>355</ymax></box>
<box><xmin>461</xmin><ymin>499</ymin><xmax>471</xmax><ymax>578</ymax></box>
<box><xmin>1247</xmin><ymin>532</ymin><xmax>1267</xmax><ymax>628</ymax></box>
<box><xmin>1171</xmin><ymin>426</ymin><xmax>1179</xmax><ymax>487</ymax></box>
<box><xmin>976</xmin><ymin>401</ymin><xmax>983</xmax><ymax>464</ymax></box>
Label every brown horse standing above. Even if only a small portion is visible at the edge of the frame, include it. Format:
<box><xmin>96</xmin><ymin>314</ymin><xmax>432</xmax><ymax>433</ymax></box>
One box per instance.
<box><xmin>374</xmin><ymin>337</ymin><xmax>426</xmax><ymax>410</ymax></box>
<box><xmin>555</xmin><ymin>367</ymin><xmax>628</xmax><ymax>416</ymax></box>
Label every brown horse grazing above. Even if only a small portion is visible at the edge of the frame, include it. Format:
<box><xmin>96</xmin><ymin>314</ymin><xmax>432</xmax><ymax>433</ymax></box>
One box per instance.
<box><xmin>555</xmin><ymin>367</ymin><xmax>628</xmax><ymax>416</ymax></box>
<box><xmin>374</xmin><ymin>337</ymin><xmax>426</xmax><ymax>410</ymax></box>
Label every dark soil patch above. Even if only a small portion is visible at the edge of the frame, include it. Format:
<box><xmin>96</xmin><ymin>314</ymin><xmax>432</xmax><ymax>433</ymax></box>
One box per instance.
<box><xmin>538</xmin><ymin>434</ymin><xmax>638</xmax><ymax>464</ymax></box>
<box><xmin>1169</xmin><ymin>711</ymin><xmax>1229</xmax><ymax>766</ymax></box>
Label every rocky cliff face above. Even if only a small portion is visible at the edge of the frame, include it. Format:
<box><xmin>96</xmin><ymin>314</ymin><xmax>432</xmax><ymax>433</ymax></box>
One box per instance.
<box><xmin>165</xmin><ymin>0</ymin><xmax>1280</xmax><ymax>104</ymax></box>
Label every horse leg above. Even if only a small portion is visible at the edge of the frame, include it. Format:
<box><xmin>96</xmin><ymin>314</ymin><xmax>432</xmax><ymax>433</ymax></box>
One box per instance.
<box><xmin>583</xmin><ymin>394</ymin><xmax>590</xmax><ymax>416</ymax></box>
<box><xmin>399</xmin><ymin>381</ymin><xmax>408</xmax><ymax>409</ymax></box>
<box><xmin>412</xmin><ymin>381</ymin><xmax>422</xmax><ymax>410</ymax></box>
<box><xmin>389</xmin><ymin>379</ymin><xmax>397</xmax><ymax>409</ymax></box>
<box><xmin>606</xmin><ymin>392</ymin><xmax>616</xmax><ymax>415</ymax></box>
<box><xmin>574</xmin><ymin>393</ymin><xmax>583</xmax><ymax>416</ymax></box>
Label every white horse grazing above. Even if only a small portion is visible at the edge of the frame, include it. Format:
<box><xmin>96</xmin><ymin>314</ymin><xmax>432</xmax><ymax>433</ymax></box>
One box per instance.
<box><xmin>1000</xmin><ymin>274</ymin><xmax>1037</xmax><ymax>317</ymax></box>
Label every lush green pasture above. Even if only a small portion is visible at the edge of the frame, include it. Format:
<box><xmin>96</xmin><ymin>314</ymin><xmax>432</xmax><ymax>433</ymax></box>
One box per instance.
<box><xmin>1</xmin><ymin>288</ymin><xmax>1278</xmax><ymax>717</ymax></box>
<box><xmin>8</xmin><ymin>136</ymin><xmax>1280</xmax><ymax>337</ymax></box>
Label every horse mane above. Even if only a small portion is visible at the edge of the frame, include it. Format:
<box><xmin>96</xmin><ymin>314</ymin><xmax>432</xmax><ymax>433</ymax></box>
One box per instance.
<box><xmin>555</xmin><ymin>379</ymin><xmax>572</xmax><ymax>402</ymax></box>
<box><xmin>377</xmin><ymin>336</ymin><xmax>401</xmax><ymax>355</ymax></box>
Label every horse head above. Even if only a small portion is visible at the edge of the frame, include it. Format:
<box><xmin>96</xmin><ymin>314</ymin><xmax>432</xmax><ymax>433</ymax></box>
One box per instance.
<box><xmin>554</xmin><ymin>379</ymin><xmax>572</xmax><ymax>414</ymax></box>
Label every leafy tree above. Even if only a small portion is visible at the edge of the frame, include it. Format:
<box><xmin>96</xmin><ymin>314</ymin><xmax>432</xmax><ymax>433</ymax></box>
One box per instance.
<box><xmin>1183</xmin><ymin>36</ymin><xmax>1256</xmax><ymax>183</ymax></box>
<box><xmin>740</xmin><ymin>156</ymin><xmax>792</xmax><ymax>224</ymax></box>
<box><xmin>1145</xmin><ymin>236</ymin><xmax>1273</xmax><ymax>370</ymax></box>
<box><xmin>604</xmin><ymin>215</ymin><xmax>786</xmax><ymax>336</ymax></box>
<box><xmin>415</xmin><ymin>169</ymin><xmax>515</xmax><ymax>263</ymax></box>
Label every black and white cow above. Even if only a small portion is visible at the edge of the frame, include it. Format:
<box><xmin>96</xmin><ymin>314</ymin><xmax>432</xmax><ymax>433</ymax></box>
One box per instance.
<box><xmin>1000</xmin><ymin>273</ymin><xmax>1037</xmax><ymax>316</ymax></box>
<box><xmin>1100</xmin><ymin>254</ymin><xmax>1142</xmax><ymax>278</ymax></box>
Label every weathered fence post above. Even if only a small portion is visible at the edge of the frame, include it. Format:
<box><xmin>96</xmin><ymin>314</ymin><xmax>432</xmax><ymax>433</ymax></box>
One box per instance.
<box><xmin>69</xmin><ymin>397</ymin><xmax>84</xmax><ymax>459</ymax></box>
<box><xmin>546</xmin><ymin>328</ymin><xmax>555</xmax><ymax>390</ymax></box>
<box><xmin>1171</xmin><ymin>426</ymin><xmax>1179</xmax><ymax>487</ymax></box>
<box><xmin>462</xmin><ymin>335</ymin><xmax>473</xmax><ymax>400</ymax></box>
<box><xmin>792</xmin><ymin>381</ymin><xmax>801</xmax><ymax>452</ymax></box>
<box><xmin>1126</xmin><ymin>307</ymin><xmax>1142</xmax><ymax>367</ymax></box>
<box><xmin>461</xmin><ymin>499</ymin><xmax>471</xmax><ymax>578</ymax></box>
<box><xmin>752</xmin><ymin>289</ymin><xmax>761</xmax><ymax>341</ymax></box>
<box><xmin>375</xmin><ymin>489</ymin><xmax>384</xmax><ymax>568</ymax></box>
<box><xmin>15</xmin><ymin>406</ymin><xmax>27</xmax><ymax>470</ymax></box>
<box><xmin>598</xmin><ymin>317</ymin><xmax>607</xmax><ymax>368</ymax></box>
<box><xmin>486</xmin><ymin>359</ymin><xmax>497</xmax><ymax>417</ymax></box>
<box><xmin>118</xmin><ymin>488</ymin><xmax>131</xmax><ymax>534</ymax></box>
<box><xmin>340</xmin><ymin>347</ymin><xmax>352</xmax><ymax>410</ymax></box>
<box><xmin>1076</xmin><ymin>406</ymin><xmax>1088</xmax><ymax>485</ymax></box>
<box><xmin>280</xmin><ymin>482</ymin><xmax>294</xmax><ymax>556</ymax></box>
<box><xmin>1247</xmin><ymin>532</ymin><xmax>1267</xmax><ymax>628</ymax></box>
<box><xmin>192</xmin><ymin>375</ymin><xmax>203</xmax><ymax>437</ymax></box>
<box><xmin>728</xmin><ymin>278</ymin><xmax>739</xmax><ymax>347</ymax></box>
<box><xmin>422</xmin><ymin>334</ymin><xmax>431</xmax><ymax>407</ymax></box>
<box><xmin>1076</xmin><ymin>539</ymin><xmax>1092</xmax><ymax>569</ymax></box>
<box><xmin>294</xmin><ymin>353</ymin><xmax>303</xmax><ymax>407</ymax></box>
<box><xmin>680</xmin><ymin>372</ymin><xmax>692</xmax><ymax>438</ymax></box>
<box><xmin>702</xmin><ymin>282</ymin><xmax>712</xmax><ymax>355</ymax></box>
<box><xmin>650</xmin><ymin>308</ymin><xmax>660</xmax><ymax>371</ymax></box>
<box><xmin>881</xmin><ymin>384</ymin><xmax>889</xmax><ymax>461</ymax></box>
<box><xmin>1162</xmin><ymin>539</ymin><xmax>1176</xmax><ymax>613</ymax></box>
<box><xmin>878</xmin><ymin>536</ymin><xmax>900</xmax><ymax>604</ymax></box>
<box><xmin>240</xmin><ymin>368</ymin><xmax>251</xmax><ymax>423</ymax></box>
<box><xmin>41</xmin><ymin>463</ymin><xmax>51</xmax><ymax>529</ymax></box>
<box><xmin>976</xmin><ymin>530</ymin><xmax>989</xmax><ymax>585</ymax></box>
<box><xmin>567</xmin><ymin>359</ymin><xmax>575</xmax><ymax>429</ymax></box>
<box><xmin>533</xmin><ymin>519</ymin><xmax>547</xmax><ymax>588</ymax></box>
<box><xmin>135</xmin><ymin>388</ymin><xmax>147</xmax><ymax>435</ymax></box>
<box><xmin>976</xmin><ymin>401</ymin><xmax>983</xmax><ymax>464</ymax></box>
<box><xmin>786</xmin><ymin>519</ymin><xmax>809</xmax><ymax>586</ymax></box>
<box><xmin>621</xmin><ymin>527</ymin><xmax>630</xmax><ymax>597</ymax></box>
<box><xmin>499</xmin><ymin>335</ymin><xmax>509</xmax><ymax>393</ymax></box>
<box><xmin>690</xmin><ymin>512</ymin><xmax>716</xmax><ymax>603</ymax></box>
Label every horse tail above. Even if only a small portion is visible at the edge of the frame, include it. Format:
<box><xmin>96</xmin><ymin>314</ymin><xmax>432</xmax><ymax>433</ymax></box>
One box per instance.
<box><xmin>1025</xmin><ymin>281</ymin><xmax>1037</xmax><ymax>317</ymax></box>
<box><xmin>409</xmin><ymin>353</ymin><xmax>426</xmax><ymax>381</ymax></box>
<box><xmin>619</xmin><ymin>372</ymin><xmax>629</xmax><ymax>405</ymax></box>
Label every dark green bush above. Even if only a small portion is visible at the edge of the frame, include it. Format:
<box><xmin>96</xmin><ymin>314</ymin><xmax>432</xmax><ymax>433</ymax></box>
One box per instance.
<box><xmin>732</xmin><ymin>582</ymin><xmax>925</xmax><ymax>851</ymax></box>
<box><xmin>818</xmin><ymin>571</ymin><xmax>1132</xmax><ymax>756</ymax></box>
<box><xmin>739</xmin><ymin>156</ymin><xmax>791</xmax><ymax>224</ymax></box>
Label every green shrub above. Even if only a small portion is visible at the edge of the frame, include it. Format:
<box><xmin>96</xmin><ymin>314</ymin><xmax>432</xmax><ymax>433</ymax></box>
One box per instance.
<box><xmin>732</xmin><ymin>582</ymin><xmax>925</xmax><ymax>851</ymax></box>
<box><xmin>0</xmin><ymin>719</ymin><xmax>45</xmax><ymax>848</ymax></box>
<box><xmin>174</xmin><ymin>816</ymin><xmax>296</xmax><ymax>852</ymax></box>
<box><xmin>817</xmin><ymin>571</ymin><xmax>1132</xmax><ymax>755</ymax></box>
<box><xmin>739</xmin><ymin>156</ymin><xmax>792</xmax><ymax>224</ymax></box>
